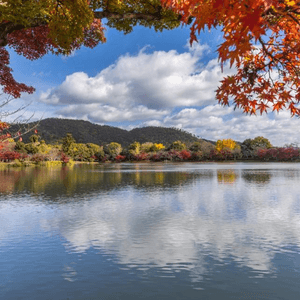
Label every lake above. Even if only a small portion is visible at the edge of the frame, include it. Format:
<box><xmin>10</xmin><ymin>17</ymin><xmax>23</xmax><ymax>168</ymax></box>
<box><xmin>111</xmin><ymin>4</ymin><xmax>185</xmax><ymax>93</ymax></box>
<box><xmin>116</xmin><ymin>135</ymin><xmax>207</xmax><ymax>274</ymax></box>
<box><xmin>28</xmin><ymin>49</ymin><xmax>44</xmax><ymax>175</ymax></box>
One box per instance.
<box><xmin>1</xmin><ymin>162</ymin><xmax>300</xmax><ymax>299</ymax></box>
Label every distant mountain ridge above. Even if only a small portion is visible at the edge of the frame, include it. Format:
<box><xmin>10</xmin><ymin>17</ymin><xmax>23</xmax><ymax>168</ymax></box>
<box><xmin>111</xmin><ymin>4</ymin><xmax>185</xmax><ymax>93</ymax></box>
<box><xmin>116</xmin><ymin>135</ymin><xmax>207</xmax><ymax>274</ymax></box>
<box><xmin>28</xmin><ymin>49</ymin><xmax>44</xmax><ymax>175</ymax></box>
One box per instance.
<box><xmin>11</xmin><ymin>118</ymin><xmax>212</xmax><ymax>146</ymax></box>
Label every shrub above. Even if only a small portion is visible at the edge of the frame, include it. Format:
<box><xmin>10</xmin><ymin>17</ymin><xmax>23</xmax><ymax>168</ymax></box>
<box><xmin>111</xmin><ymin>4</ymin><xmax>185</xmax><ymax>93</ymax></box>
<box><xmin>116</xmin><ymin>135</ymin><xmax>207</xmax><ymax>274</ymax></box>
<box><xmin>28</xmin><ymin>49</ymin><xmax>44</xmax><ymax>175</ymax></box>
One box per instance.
<box><xmin>30</xmin><ymin>153</ymin><xmax>48</xmax><ymax>163</ymax></box>
<box><xmin>257</xmin><ymin>147</ymin><xmax>300</xmax><ymax>161</ymax></box>
<box><xmin>0</xmin><ymin>151</ymin><xmax>26</xmax><ymax>162</ymax></box>
<box><xmin>60</xmin><ymin>152</ymin><xmax>70</xmax><ymax>163</ymax></box>
<box><xmin>179</xmin><ymin>150</ymin><xmax>192</xmax><ymax>160</ymax></box>
<box><xmin>191</xmin><ymin>151</ymin><xmax>203</xmax><ymax>161</ymax></box>
<box><xmin>161</xmin><ymin>149</ymin><xmax>191</xmax><ymax>161</ymax></box>
<box><xmin>210</xmin><ymin>149</ymin><xmax>233</xmax><ymax>160</ymax></box>
<box><xmin>134</xmin><ymin>152</ymin><xmax>149</xmax><ymax>161</ymax></box>
<box><xmin>12</xmin><ymin>159</ymin><xmax>23</xmax><ymax>167</ymax></box>
<box><xmin>115</xmin><ymin>154</ymin><xmax>126</xmax><ymax>162</ymax></box>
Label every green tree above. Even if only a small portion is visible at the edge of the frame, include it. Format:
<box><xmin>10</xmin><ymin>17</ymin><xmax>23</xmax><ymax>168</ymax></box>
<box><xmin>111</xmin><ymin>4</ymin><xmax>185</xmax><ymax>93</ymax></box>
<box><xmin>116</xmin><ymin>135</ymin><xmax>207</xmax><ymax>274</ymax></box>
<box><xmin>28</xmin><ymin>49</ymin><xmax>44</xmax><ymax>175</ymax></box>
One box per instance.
<box><xmin>189</xmin><ymin>140</ymin><xmax>215</xmax><ymax>159</ymax></box>
<box><xmin>128</xmin><ymin>141</ymin><xmax>141</xmax><ymax>156</ymax></box>
<box><xmin>62</xmin><ymin>133</ymin><xmax>76</xmax><ymax>155</ymax></box>
<box><xmin>14</xmin><ymin>140</ymin><xmax>27</xmax><ymax>153</ymax></box>
<box><xmin>242</xmin><ymin>136</ymin><xmax>272</xmax><ymax>159</ymax></box>
<box><xmin>140</xmin><ymin>142</ymin><xmax>154</xmax><ymax>153</ymax></box>
<box><xmin>189</xmin><ymin>141</ymin><xmax>202</xmax><ymax>152</ymax></box>
<box><xmin>105</xmin><ymin>142</ymin><xmax>122</xmax><ymax>159</ymax></box>
<box><xmin>29</xmin><ymin>134</ymin><xmax>40</xmax><ymax>144</ymax></box>
<box><xmin>168</xmin><ymin>140</ymin><xmax>186</xmax><ymax>151</ymax></box>
<box><xmin>24</xmin><ymin>143</ymin><xmax>39</xmax><ymax>154</ymax></box>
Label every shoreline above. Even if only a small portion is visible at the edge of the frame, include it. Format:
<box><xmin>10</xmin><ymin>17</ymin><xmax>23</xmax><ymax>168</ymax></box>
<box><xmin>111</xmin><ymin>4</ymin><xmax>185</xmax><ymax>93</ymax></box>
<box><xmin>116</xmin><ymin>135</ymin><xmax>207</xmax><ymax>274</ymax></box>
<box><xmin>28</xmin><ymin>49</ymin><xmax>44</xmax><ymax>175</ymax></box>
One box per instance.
<box><xmin>1</xmin><ymin>159</ymin><xmax>300</xmax><ymax>168</ymax></box>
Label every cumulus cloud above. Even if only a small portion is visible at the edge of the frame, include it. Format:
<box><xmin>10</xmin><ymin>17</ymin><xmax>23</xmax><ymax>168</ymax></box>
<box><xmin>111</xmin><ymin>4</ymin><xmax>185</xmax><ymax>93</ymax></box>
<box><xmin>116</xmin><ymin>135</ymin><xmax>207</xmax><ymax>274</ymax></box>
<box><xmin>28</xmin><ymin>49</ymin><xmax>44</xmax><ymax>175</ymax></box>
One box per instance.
<box><xmin>57</xmin><ymin>104</ymin><xmax>169</xmax><ymax>123</ymax></box>
<box><xmin>39</xmin><ymin>44</ymin><xmax>233</xmax><ymax>110</ymax></box>
<box><xmin>35</xmin><ymin>41</ymin><xmax>300</xmax><ymax>146</ymax></box>
<box><xmin>139</xmin><ymin>105</ymin><xmax>300</xmax><ymax>146</ymax></box>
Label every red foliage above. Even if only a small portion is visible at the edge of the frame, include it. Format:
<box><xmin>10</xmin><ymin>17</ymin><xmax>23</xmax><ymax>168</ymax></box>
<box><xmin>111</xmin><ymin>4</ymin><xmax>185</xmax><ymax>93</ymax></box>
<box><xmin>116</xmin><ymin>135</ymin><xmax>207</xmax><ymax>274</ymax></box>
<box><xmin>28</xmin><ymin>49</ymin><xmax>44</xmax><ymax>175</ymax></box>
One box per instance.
<box><xmin>179</xmin><ymin>150</ymin><xmax>192</xmax><ymax>160</ymax></box>
<box><xmin>134</xmin><ymin>152</ymin><xmax>149</xmax><ymax>161</ymax></box>
<box><xmin>257</xmin><ymin>147</ymin><xmax>300</xmax><ymax>161</ymax></box>
<box><xmin>0</xmin><ymin>151</ymin><xmax>27</xmax><ymax>162</ymax></box>
<box><xmin>115</xmin><ymin>154</ymin><xmax>126</xmax><ymax>162</ymax></box>
<box><xmin>60</xmin><ymin>152</ymin><xmax>70</xmax><ymax>163</ymax></box>
<box><xmin>30</xmin><ymin>154</ymin><xmax>48</xmax><ymax>162</ymax></box>
<box><xmin>0</xmin><ymin>47</ymin><xmax>35</xmax><ymax>98</ymax></box>
<box><xmin>2</xmin><ymin>15</ymin><xmax>106</xmax><ymax>99</ymax></box>
<box><xmin>210</xmin><ymin>149</ymin><xmax>233</xmax><ymax>160</ymax></box>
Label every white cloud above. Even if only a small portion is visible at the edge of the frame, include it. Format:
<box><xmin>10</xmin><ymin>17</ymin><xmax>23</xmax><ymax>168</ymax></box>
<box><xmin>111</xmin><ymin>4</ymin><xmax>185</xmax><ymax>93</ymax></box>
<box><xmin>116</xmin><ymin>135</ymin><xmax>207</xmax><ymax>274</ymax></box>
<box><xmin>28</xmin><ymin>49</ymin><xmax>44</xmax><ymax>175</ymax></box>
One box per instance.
<box><xmin>57</xmin><ymin>104</ymin><xmax>169</xmax><ymax>123</ymax></box>
<box><xmin>33</xmin><ymin>42</ymin><xmax>300</xmax><ymax>146</ymax></box>
<box><xmin>40</xmin><ymin>45</ymin><xmax>234</xmax><ymax>111</ymax></box>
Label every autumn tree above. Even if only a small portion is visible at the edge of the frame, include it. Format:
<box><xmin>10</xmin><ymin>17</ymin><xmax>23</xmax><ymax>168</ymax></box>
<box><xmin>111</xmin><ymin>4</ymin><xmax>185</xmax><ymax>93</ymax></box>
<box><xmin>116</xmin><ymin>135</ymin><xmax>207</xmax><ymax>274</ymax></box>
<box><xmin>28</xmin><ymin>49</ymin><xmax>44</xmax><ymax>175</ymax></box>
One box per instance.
<box><xmin>168</xmin><ymin>140</ymin><xmax>186</xmax><ymax>151</ymax></box>
<box><xmin>162</xmin><ymin>0</ymin><xmax>300</xmax><ymax>116</ymax></box>
<box><xmin>241</xmin><ymin>136</ymin><xmax>272</xmax><ymax>158</ymax></box>
<box><xmin>3</xmin><ymin>0</ymin><xmax>300</xmax><ymax>117</ymax></box>
<box><xmin>62</xmin><ymin>133</ymin><xmax>76</xmax><ymax>155</ymax></box>
<box><xmin>105</xmin><ymin>142</ymin><xmax>122</xmax><ymax>158</ymax></box>
<box><xmin>0</xmin><ymin>0</ymin><xmax>180</xmax><ymax>98</ymax></box>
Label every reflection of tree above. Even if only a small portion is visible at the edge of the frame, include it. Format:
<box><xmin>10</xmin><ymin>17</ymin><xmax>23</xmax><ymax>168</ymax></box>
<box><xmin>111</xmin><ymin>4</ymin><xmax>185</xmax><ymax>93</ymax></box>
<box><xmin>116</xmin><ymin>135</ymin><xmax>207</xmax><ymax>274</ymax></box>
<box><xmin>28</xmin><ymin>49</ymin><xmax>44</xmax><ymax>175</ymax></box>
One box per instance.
<box><xmin>217</xmin><ymin>170</ymin><xmax>237</xmax><ymax>184</ymax></box>
<box><xmin>242</xmin><ymin>171</ymin><xmax>272</xmax><ymax>185</ymax></box>
<box><xmin>3</xmin><ymin>163</ymin><xmax>300</xmax><ymax>285</ymax></box>
<box><xmin>0</xmin><ymin>164</ymin><xmax>213</xmax><ymax>197</ymax></box>
<box><xmin>0</xmin><ymin>169</ymin><xmax>22</xmax><ymax>193</ymax></box>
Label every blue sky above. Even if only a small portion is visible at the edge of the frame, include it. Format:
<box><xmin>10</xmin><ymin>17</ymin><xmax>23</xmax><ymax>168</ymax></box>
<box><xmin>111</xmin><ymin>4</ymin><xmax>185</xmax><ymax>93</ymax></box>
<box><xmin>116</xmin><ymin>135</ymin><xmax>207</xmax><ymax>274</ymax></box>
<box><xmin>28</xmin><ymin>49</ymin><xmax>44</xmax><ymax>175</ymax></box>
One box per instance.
<box><xmin>4</xmin><ymin>22</ymin><xmax>300</xmax><ymax>146</ymax></box>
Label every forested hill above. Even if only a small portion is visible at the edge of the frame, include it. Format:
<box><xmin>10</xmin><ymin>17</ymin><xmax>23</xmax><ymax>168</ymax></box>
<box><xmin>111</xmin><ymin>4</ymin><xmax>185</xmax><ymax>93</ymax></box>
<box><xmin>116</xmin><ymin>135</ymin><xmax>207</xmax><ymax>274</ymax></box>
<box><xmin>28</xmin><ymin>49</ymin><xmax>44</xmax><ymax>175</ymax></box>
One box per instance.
<box><xmin>12</xmin><ymin>118</ymin><xmax>204</xmax><ymax>146</ymax></box>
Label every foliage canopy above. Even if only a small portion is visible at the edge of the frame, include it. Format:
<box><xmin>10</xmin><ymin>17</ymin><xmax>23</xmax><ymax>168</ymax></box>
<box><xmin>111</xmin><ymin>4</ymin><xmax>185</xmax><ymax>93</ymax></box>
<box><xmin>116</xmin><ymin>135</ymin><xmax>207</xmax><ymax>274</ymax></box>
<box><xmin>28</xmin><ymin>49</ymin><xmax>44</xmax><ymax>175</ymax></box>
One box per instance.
<box><xmin>2</xmin><ymin>0</ymin><xmax>300</xmax><ymax>118</ymax></box>
<box><xmin>162</xmin><ymin>0</ymin><xmax>300</xmax><ymax>116</ymax></box>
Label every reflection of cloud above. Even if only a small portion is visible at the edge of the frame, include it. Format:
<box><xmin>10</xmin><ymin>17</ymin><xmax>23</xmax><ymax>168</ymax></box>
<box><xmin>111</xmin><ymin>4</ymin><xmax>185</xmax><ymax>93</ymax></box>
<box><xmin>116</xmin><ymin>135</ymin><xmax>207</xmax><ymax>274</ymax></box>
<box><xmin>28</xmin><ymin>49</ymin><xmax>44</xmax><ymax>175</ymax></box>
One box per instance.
<box><xmin>39</xmin><ymin>167</ymin><xmax>300</xmax><ymax>277</ymax></box>
<box><xmin>62</xmin><ymin>264</ymin><xmax>77</xmax><ymax>282</ymax></box>
<box><xmin>1</xmin><ymin>164</ymin><xmax>300</xmax><ymax>284</ymax></box>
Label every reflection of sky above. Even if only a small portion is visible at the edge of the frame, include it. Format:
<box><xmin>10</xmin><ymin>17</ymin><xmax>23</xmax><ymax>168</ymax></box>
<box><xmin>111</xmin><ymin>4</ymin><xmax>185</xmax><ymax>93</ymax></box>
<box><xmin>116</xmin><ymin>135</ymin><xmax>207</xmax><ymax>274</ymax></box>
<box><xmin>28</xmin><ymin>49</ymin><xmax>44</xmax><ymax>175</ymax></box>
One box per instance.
<box><xmin>41</xmin><ymin>165</ymin><xmax>300</xmax><ymax>276</ymax></box>
<box><xmin>1</xmin><ymin>163</ymin><xmax>300</xmax><ymax>281</ymax></box>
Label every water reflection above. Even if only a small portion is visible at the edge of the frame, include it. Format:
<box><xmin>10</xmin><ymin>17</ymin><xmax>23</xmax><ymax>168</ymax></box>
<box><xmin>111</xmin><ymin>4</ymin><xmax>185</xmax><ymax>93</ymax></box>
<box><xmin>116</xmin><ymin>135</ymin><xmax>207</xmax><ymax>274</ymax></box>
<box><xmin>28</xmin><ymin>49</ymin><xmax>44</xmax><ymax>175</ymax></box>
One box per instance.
<box><xmin>0</xmin><ymin>163</ymin><xmax>214</xmax><ymax>197</ymax></box>
<box><xmin>1</xmin><ymin>163</ymin><xmax>300</xmax><ymax>284</ymax></box>
<box><xmin>242</xmin><ymin>170</ymin><xmax>272</xmax><ymax>184</ymax></box>
<box><xmin>217</xmin><ymin>169</ymin><xmax>237</xmax><ymax>184</ymax></box>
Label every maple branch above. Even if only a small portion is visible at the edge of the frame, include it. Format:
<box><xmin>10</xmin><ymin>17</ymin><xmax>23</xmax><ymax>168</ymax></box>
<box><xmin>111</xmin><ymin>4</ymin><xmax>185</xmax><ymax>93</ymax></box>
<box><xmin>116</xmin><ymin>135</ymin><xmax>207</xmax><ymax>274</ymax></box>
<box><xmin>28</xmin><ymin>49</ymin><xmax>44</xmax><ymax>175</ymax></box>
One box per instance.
<box><xmin>258</xmin><ymin>37</ymin><xmax>277</xmax><ymax>63</ymax></box>
<box><xmin>0</xmin><ymin>20</ymin><xmax>47</xmax><ymax>47</ymax></box>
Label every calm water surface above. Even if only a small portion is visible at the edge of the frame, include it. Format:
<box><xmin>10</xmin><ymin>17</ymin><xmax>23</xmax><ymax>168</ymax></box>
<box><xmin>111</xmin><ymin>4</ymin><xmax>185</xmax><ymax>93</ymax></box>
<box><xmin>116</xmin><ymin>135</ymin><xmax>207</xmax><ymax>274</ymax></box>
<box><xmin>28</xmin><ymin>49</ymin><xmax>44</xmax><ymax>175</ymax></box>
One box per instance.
<box><xmin>1</xmin><ymin>162</ymin><xmax>300</xmax><ymax>299</ymax></box>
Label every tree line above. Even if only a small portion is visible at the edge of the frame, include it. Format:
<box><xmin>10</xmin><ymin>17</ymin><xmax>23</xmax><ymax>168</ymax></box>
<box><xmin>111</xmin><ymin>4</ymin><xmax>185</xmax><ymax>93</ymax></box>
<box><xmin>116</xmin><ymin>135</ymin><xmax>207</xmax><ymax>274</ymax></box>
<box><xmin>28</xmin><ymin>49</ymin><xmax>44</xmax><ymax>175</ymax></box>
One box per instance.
<box><xmin>1</xmin><ymin>133</ymin><xmax>300</xmax><ymax>166</ymax></box>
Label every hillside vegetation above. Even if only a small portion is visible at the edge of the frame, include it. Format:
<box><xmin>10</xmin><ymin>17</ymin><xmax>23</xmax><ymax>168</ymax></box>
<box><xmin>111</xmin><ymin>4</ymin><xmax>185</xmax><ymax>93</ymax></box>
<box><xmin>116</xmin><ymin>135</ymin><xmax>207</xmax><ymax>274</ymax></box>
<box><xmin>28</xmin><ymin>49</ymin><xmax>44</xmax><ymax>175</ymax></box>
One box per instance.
<box><xmin>8</xmin><ymin>118</ymin><xmax>202</xmax><ymax>146</ymax></box>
